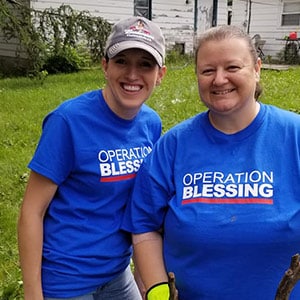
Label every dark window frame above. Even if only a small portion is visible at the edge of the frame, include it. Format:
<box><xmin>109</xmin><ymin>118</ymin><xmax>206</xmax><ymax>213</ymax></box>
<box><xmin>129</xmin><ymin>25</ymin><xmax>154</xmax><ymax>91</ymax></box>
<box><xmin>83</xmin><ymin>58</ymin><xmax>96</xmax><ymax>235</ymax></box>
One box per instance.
<box><xmin>281</xmin><ymin>1</ymin><xmax>300</xmax><ymax>26</ymax></box>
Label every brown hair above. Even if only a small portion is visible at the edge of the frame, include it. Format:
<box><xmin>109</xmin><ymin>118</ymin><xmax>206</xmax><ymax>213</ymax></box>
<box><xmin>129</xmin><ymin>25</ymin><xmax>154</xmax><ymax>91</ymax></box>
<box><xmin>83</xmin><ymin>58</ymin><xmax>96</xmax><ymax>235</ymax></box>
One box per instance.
<box><xmin>195</xmin><ymin>25</ymin><xmax>262</xmax><ymax>100</ymax></box>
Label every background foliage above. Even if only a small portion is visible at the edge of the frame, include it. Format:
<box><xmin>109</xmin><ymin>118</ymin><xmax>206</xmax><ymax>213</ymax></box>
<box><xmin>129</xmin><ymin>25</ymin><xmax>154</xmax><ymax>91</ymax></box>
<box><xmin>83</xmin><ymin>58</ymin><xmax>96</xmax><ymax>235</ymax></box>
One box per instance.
<box><xmin>0</xmin><ymin>1</ymin><xmax>111</xmax><ymax>76</ymax></box>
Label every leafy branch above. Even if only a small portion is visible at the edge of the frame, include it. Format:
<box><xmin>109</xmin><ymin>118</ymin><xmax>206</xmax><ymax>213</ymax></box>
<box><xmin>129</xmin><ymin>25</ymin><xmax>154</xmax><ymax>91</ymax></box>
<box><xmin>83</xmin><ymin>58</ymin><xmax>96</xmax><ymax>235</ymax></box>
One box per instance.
<box><xmin>0</xmin><ymin>1</ymin><xmax>111</xmax><ymax>75</ymax></box>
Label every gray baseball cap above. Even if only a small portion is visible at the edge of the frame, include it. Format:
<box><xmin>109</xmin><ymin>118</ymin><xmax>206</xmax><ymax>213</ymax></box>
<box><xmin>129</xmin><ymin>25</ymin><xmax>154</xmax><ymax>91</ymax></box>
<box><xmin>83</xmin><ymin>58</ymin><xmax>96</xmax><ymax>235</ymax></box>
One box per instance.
<box><xmin>105</xmin><ymin>16</ymin><xmax>165</xmax><ymax>67</ymax></box>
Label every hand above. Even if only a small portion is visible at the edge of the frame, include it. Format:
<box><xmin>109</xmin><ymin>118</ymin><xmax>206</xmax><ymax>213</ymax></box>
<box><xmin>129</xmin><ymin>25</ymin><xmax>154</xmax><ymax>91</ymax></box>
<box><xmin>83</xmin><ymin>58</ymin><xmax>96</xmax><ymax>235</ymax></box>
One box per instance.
<box><xmin>168</xmin><ymin>272</ymin><xmax>179</xmax><ymax>300</ymax></box>
<box><xmin>134</xmin><ymin>267</ymin><xmax>146</xmax><ymax>299</ymax></box>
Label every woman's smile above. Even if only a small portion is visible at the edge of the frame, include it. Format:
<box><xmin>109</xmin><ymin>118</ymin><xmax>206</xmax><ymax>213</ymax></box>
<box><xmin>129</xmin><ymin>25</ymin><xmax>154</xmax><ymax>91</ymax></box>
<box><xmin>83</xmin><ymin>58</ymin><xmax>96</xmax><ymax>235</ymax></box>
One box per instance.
<box><xmin>122</xmin><ymin>83</ymin><xmax>143</xmax><ymax>92</ymax></box>
<box><xmin>211</xmin><ymin>88</ymin><xmax>235</xmax><ymax>95</ymax></box>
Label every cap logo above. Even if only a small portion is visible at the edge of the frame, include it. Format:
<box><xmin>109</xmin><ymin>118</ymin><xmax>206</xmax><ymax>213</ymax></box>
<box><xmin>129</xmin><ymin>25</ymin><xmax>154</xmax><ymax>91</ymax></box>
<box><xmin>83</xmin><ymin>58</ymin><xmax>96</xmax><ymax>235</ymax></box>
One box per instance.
<box><xmin>124</xmin><ymin>19</ymin><xmax>154</xmax><ymax>42</ymax></box>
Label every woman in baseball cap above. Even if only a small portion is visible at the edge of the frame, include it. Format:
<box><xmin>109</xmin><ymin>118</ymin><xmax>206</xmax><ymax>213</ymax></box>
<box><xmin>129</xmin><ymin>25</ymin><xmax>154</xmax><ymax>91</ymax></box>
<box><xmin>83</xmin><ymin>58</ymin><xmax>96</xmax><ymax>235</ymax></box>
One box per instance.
<box><xmin>18</xmin><ymin>16</ymin><xmax>166</xmax><ymax>300</ymax></box>
<box><xmin>102</xmin><ymin>16</ymin><xmax>166</xmax><ymax>120</ymax></box>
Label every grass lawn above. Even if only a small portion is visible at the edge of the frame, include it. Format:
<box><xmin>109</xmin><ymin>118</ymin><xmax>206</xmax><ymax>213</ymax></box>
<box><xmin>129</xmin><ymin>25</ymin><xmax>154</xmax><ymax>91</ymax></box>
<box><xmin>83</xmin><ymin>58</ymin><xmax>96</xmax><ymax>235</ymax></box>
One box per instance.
<box><xmin>0</xmin><ymin>63</ymin><xmax>299</xmax><ymax>299</ymax></box>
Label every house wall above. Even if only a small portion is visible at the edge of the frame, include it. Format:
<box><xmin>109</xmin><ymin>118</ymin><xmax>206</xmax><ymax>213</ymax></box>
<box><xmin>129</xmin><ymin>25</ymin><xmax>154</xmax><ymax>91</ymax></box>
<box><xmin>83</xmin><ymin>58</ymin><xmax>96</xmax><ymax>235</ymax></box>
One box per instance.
<box><xmin>230</xmin><ymin>0</ymin><xmax>247</xmax><ymax>29</ymax></box>
<box><xmin>30</xmin><ymin>0</ymin><xmax>228</xmax><ymax>54</ymax></box>
<box><xmin>0</xmin><ymin>0</ymin><xmax>30</xmax><ymax>75</ymax></box>
<box><xmin>152</xmin><ymin>0</ymin><xmax>195</xmax><ymax>54</ymax></box>
<box><xmin>0</xmin><ymin>35</ymin><xmax>22</xmax><ymax>58</ymax></box>
<box><xmin>0</xmin><ymin>0</ymin><xmax>230</xmax><ymax>74</ymax></box>
<box><xmin>231</xmin><ymin>0</ymin><xmax>300</xmax><ymax>60</ymax></box>
<box><xmin>216</xmin><ymin>0</ymin><xmax>229</xmax><ymax>26</ymax></box>
<box><xmin>31</xmin><ymin>0</ymin><xmax>133</xmax><ymax>23</ymax></box>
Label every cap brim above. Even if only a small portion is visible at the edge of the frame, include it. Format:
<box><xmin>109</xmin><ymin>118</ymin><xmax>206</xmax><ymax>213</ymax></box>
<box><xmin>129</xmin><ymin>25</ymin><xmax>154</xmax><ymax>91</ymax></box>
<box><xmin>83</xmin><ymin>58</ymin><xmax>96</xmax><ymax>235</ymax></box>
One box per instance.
<box><xmin>107</xmin><ymin>41</ymin><xmax>163</xmax><ymax>67</ymax></box>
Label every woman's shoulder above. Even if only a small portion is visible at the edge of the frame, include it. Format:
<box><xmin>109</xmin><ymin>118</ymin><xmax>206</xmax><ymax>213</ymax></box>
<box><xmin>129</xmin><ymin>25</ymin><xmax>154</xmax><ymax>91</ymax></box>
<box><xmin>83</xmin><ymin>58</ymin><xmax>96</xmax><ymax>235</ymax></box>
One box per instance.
<box><xmin>46</xmin><ymin>90</ymin><xmax>101</xmax><ymax>121</ymax></box>
<box><xmin>58</xmin><ymin>90</ymin><xmax>100</xmax><ymax>111</ymax></box>
<box><xmin>166</xmin><ymin>111</ymin><xmax>207</xmax><ymax>134</ymax></box>
<box><xmin>263</xmin><ymin>103</ymin><xmax>300</xmax><ymax>124</ymax></box>
<box><xmin>158</xmin><ymin>112</ymin><xmax>207</xmax><ymax>146</ymax></box>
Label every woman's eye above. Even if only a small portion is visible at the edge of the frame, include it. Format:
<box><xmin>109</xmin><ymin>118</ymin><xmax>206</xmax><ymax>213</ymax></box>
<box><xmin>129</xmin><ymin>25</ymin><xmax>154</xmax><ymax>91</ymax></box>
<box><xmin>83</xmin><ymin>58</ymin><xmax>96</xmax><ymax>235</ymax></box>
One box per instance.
<box><xmin>227</xmin><ymin>65</ymin><xmax>240</xmax><ymax>72</ymax></box>
<box><xmin>140</xmin><ymin>61</ymin><xmax>155</xmax><ymax>68</ymax></box>
<box><xmin>201</xmin><ymin>69</ymin><xmax>214</xmax><ymax>75</ymax></box>
<box><xmin>115</xmin><ymin>58</ymin><xmax>126</xmax><ymax>65</ymax></box>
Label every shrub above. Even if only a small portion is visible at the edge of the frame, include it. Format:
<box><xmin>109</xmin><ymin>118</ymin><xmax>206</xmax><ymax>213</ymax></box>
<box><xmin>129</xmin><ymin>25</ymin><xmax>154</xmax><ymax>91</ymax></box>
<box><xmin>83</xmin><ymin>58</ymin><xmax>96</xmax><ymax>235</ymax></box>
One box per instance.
<box><xmin>0</xmin><ymin>2</ymin><xmax>111</xmax><ymax>76</ymax></box>
<box><xmin>43</xmin><ymin>45</ymin><xmax>90</xmax><ymax>74</ymax></box>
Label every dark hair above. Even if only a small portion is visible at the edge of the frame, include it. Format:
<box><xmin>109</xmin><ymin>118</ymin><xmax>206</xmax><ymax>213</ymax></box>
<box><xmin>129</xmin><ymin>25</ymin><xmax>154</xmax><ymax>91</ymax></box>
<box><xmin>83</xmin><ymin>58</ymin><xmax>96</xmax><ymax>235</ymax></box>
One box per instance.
<box><xmin>195</xmin><ymin>25</ymin><xmax>262</xmax><ymax>100</ymax></box>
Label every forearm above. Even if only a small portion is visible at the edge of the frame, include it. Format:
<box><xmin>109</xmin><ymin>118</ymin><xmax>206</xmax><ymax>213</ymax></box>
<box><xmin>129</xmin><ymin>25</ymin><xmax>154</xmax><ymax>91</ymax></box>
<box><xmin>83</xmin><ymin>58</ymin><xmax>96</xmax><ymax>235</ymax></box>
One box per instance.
<box><xmin>18</xmin><ymin>171</ymin><xmax>57</xmax><ymax>300</ymax></box>
<box><xmin>18</xmin><ymin>210</ymin><xmax>44</xmax><ymax>300</ymax></box>
<box><xmin>132</xmin><ymin>232</ymin><xmax>168</xmax><ymax>291</ymax></box>
<box><xmin>132</xmin><ymin>255</ymin><xmax>146</xmax><ymax>299</ymax></box>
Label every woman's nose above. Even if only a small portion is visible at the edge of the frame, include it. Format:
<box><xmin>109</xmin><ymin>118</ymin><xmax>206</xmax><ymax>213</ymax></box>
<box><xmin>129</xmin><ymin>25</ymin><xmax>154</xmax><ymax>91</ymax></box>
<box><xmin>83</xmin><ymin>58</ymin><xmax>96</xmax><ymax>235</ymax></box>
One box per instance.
<box><xmin>125</xmin><ymin>65</ymin><xmax>139</xmax><ymax>80</ymax></box>
<box><xmin>213</xmin><ymin>69</ymin><xmax>228</xmax><ymax>85</ymax></box>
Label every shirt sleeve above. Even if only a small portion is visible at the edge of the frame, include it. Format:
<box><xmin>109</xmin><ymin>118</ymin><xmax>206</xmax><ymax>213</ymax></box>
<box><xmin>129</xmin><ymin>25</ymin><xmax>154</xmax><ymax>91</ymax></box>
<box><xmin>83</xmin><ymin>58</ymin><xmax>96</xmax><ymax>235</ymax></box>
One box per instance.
<box><xmin>28</xmin><ymin>111</ymin><xmax>74</xmax><ymax>185</ymax></box>
<box><xmin>122</xmin><ymin>132</ymin><xmax>175</xmax><ymax>233</ymax></box>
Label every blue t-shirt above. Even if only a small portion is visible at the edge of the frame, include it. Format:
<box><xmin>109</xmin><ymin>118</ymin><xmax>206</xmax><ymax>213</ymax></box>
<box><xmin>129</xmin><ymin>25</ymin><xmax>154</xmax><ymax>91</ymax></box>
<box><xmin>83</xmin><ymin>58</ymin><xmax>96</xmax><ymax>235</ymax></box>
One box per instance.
<box><xmin>28</xmin><ymin>89</ymin><xmax>161</xmax><ymax>298</ymax></box>
<box><xmin>122</xmin><ymin>103</ymin><xmax>300</xmax><ymax>300</ymax></box>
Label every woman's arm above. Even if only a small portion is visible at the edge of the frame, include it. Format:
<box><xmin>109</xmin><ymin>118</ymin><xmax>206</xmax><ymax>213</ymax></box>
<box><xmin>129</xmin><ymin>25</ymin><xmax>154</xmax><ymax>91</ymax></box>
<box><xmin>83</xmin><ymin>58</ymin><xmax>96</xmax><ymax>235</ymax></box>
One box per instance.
<box><xmin>132</xmin><ymin>232</ymin><xmax>169</xmax><ymax>298</ymax></box>
<box><xmin>18</xmin><ymin>171</ymin><xmax>58</xmax><ymax>300</ymax></box>
<box><xmin>132</xmin><ymin>254</ymin><xmax>147</xmax><ymax>299</ymax></box>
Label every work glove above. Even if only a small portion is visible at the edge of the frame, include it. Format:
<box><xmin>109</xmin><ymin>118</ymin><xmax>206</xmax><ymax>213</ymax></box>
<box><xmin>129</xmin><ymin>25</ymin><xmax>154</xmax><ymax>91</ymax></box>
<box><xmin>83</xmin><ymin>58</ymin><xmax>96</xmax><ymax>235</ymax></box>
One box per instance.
<box><xmin>146</xmin><ymin>282</ymin><xmax>169</xmax><ymax>300</ymax></box>
<box><xmin>146</xmin><ymin>272</ymin><xmax>178</xmax><ymax>300</ymax></box>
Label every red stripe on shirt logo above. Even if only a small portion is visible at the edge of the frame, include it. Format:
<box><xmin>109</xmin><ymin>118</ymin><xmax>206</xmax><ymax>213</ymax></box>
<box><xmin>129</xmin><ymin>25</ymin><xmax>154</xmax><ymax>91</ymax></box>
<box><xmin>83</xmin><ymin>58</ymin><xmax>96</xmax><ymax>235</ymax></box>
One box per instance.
<box><xmin>100</xmin><ymin>173</ymin><xmax>136</xmax><ymax>182</ymax></box>
<box><xmin>182</xmin><ymin>197</ymin><xmax>273</xmax><ymax>205</ymax></box>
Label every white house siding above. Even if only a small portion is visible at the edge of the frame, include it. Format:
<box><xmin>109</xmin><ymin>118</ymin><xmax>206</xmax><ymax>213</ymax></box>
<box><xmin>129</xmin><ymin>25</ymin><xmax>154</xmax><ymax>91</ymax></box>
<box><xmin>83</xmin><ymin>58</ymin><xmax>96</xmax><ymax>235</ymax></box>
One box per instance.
<box><xmin>0</xmin><ymin>0</ymin><xmax>28</xmax><ymax>59</ymax></box>
<box><xmin>30</xmin><ymin>0</ymin><xmax>229</xmax><ymax>54</ymax></box>
<box><xmin>231</xmin><ymin>0</ymin><xmax>247</xmax><ymax>29</ymax></box>
<box><xmin>0</xmin><ymin>35</ymin><xmax>21</xmax><ymax>58</ymax></box>
<box><xmin>0</xmin><ymin>0</ymin><xmax>230</xmax><ymax>74</ymax></box>
<box><xmin>231</xmin><ymin>0</ymin><xmax>300</xmax><ymax>60</ymax></box>
<box><xmin>151</xmin><ymin>0</ymin><xmax>195</xmax><ymax>53</ymax></box>
<box><xmin>0</xmin><ymin>0</ymin><xmax>30</xmax><ymax>74</ymax></box>
<box><xmin>216</xmin><ymin>0</ymin><xmax>229</xmax><ymax>26</ymax></box>
<box><xmin>153</xmin><ymin>0</ymin><xmax>228</xmax><ymax>53</ymax></box>
<box><xmin>31</xmin><ymin>0</ymin><xmax>133</xmax><ymax>23</ymax></box>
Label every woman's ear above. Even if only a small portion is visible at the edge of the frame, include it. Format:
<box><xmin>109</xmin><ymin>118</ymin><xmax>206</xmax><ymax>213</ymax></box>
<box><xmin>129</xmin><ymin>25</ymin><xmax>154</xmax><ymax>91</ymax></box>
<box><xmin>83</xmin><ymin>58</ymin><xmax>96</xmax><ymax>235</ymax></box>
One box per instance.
<box><xmin>255</xmin><ymin>58</ymin><xmax>262</xmax><ymax>81</ymax></box>
<box><xmin>156</xmin><ymin>65</ymin><xmax>167</xmax><ymax>86</ymax></box>
<box><xmin>102</xmin><ymin>58</ymin><xmax>108</xmax><ymax>79</ymax></box>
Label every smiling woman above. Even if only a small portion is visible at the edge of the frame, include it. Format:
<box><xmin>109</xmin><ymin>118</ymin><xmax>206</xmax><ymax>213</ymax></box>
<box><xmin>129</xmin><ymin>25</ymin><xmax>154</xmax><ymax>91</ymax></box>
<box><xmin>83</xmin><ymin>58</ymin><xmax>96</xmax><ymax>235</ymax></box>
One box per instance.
<box><xmin>195</xmin><ymin>27</ymin><xmax>261</xmax><ymax>134</ymax></box>
<box><xmin>17</xmin><ymin>16</ymin><xmax>166</xmax><ymax>300</ymax></box>
<box><xmin>121</xmin><ymin>25</ymin><xmax>300</xmax><ymax>300</ymax></box>
<box><xmin>102</xmin><ymin>48</ymin><xmax>166</xmax><ymax>119</ymax></box>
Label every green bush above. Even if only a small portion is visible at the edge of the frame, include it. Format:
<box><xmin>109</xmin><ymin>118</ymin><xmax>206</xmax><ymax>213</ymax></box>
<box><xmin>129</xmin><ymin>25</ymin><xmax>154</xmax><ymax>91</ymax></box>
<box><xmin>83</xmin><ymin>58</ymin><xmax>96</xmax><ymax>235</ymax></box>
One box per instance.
<box><xmin>165</xmin><ymin>49</ymin><xmax>193</xmax><ymax>66</ymax></box>
<box><xmin>0</xmin><ymin>2</ymin><xmax>111</xmax><ymax>76</ymax></box>
<box><xmin>43</xmin><ymin>46</ymin><xmax>90</xmax><ymax>74</ymax></box>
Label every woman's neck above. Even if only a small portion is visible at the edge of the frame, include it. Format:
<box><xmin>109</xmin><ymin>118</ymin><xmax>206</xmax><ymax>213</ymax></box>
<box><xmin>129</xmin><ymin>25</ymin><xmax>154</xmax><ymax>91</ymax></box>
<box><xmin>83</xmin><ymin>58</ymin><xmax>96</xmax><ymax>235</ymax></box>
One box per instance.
<box><xmin>209</xmin><ymin>101</ymin><xmax>260</xmax><ymax>134</ymax></box>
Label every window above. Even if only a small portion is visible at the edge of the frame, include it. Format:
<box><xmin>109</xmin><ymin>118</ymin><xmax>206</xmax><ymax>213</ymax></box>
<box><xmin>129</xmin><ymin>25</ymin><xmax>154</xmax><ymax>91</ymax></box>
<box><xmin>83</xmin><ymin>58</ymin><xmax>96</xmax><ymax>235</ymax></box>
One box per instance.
<box><xmin>134</xmin><ymin>0</ymin><xmax>152</xmax><ymax>20</ymax></box>
<box><xmin>282</xmin><ymin>1</ymin><xmax>300</xmax><ymax>26</ymax></box>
